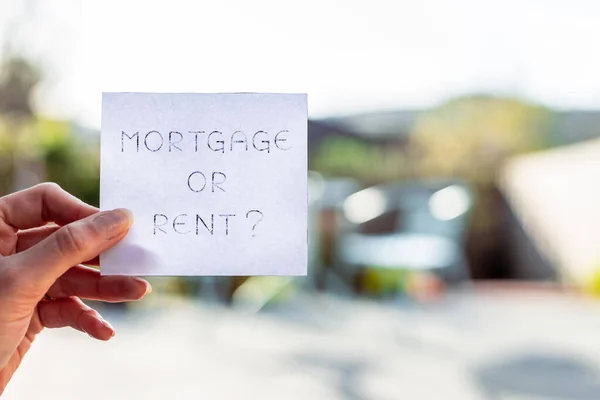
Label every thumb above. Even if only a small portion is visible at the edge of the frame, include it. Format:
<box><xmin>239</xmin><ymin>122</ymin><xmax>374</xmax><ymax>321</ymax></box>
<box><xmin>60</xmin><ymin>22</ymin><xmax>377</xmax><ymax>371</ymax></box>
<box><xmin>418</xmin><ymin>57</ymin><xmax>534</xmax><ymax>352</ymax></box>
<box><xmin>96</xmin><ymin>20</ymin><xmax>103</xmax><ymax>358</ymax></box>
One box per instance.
<box><xmin>13</xmin><ymin>208</ymin><xmax>133</xmax><ymax>295</ymax></box>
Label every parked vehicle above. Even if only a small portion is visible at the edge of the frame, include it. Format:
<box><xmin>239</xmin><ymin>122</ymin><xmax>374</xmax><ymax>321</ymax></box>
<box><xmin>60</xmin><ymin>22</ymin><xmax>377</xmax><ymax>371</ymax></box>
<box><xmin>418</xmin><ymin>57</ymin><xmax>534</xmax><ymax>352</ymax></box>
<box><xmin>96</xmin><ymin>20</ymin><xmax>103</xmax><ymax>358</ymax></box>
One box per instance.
<box><xmin>331</xmin><ymin>179</ymin><xmax>474</xmax><ymax>295</ymax></box>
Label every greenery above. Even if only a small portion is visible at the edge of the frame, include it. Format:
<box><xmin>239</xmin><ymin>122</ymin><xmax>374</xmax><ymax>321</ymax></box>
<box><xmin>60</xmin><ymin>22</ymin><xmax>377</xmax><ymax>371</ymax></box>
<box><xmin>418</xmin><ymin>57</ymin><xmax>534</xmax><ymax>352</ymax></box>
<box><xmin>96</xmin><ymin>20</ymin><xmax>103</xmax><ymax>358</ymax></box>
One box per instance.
<box><xmin>410</xmin><ymin>95</ymin><xmax>554</xmax><ymax>184</ymax></box>
<box><xmin>0</xmin><ymin>52</ymin><xmax>99</xmax><ymax>204</ymax></box>
<box><xmin>311</xmin><ymin>95</ymin><xmax>554</xmax><ymax>188</ymax></box>
<box><xmin>0</xmin><ymin>117</ymin><xmax>100</xmax><ymax>204</ymax></box>
<box><xmin>311</xmin><ymin>136</ymin><xmax>411</xmax><ymax>184</ymax></box>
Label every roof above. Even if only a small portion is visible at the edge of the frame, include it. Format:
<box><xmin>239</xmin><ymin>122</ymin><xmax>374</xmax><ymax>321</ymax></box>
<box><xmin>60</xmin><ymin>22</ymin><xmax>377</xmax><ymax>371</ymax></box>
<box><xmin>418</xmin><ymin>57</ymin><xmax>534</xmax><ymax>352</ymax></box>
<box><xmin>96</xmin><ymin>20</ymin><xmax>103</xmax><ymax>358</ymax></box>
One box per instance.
<box><xmin>554</xmin><ymin>110</ymin><xmax>600</xmax><ymax>144</ymax></box>
<box><xmin>317</xmin><ymin>109</ymin><xmax>600</xmax><ymax>144</ymax></box>
<box><xmin>321</xmin><ymin>110</ymin><xmax>419</xmax><ymax>139</ymax></box>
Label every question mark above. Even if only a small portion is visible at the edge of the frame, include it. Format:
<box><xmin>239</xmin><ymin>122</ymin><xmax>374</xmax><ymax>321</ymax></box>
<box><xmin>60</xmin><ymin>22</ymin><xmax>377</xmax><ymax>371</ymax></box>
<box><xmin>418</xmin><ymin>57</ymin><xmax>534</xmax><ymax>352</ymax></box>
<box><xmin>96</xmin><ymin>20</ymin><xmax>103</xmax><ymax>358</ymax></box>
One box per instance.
<box><xmin>246</xmin><ymin>210</ymin><xmax>263</xmax><ymax>237</ymax></box>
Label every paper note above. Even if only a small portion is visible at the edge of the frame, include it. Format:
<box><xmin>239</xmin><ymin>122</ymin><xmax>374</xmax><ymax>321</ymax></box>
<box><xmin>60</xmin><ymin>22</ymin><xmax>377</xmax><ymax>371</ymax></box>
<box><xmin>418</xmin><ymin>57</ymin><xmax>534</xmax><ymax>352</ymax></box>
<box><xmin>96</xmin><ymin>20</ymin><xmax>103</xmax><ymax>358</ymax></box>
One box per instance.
<box><xmin>100</xmin><ymin>93</ymin><xmax>307</xmax><ymax>276</ymax></box>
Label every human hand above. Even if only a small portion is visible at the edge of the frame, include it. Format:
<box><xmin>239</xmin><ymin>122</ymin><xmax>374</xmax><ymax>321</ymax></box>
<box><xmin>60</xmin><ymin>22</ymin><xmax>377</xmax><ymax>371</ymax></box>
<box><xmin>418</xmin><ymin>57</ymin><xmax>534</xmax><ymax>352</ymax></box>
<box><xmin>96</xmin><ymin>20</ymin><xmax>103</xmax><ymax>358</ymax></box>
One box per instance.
<box><xmin>0</xmin><ymin>183</ymin><xmax>151</xmax><ymax>394</ymax></box>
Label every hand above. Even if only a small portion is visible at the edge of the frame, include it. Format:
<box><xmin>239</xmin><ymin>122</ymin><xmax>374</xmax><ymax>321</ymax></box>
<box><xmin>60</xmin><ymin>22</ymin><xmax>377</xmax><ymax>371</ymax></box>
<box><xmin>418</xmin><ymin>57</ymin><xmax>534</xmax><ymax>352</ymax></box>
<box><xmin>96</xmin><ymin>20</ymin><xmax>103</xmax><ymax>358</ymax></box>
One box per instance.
<box><xmin>0</xmin><ymin>183</ymin><xmax>151</xmax><ymax>394</ymax></box>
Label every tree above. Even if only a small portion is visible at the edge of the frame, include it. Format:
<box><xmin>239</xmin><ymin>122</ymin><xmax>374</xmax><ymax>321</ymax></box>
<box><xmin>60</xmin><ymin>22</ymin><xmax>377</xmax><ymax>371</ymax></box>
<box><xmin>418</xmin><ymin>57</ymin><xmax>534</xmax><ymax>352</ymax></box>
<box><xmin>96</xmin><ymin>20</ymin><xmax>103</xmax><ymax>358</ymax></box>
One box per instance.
<box><xmin>410</xmin><ymin>95</ymin><xmax>555</xmax><ymax>278</ymax></box>
<box><xmin>410</xmin><ymin>95</ymin><xmax>554</xmax><ymax>184</ymax></box>
<box><xmin>0</xmin><ymin>56</ymin><xmax>40</xmax><ymax>118</ymax></box>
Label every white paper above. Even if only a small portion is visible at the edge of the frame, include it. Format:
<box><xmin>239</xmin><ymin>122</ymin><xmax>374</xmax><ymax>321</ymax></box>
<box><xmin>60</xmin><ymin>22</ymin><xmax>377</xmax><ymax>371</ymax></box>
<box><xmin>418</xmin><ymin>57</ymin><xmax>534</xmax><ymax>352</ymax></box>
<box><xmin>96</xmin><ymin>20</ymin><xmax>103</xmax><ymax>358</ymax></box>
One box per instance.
<box><xmin>100</xmin><ymin>93</ymin><xmax>307</xmax><ymax>276</ymax></box>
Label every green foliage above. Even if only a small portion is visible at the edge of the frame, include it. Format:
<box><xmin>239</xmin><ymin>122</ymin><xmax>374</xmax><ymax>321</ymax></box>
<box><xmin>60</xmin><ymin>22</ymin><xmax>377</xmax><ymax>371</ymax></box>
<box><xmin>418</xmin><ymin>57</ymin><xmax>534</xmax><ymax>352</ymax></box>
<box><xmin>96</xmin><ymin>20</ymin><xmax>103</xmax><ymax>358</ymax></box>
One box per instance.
<box><xmin>408</xmin><ymin>95</ymin><xmax>556</xmax><ymax>262</ymax></box>
<box><xmin>0</xmin><ymin>54</ymin><xmax>100</xmax><ymax>203</ymax></box>
<box><xmin>0</xmin><ymin>117</ymin><xmax>99</xmax><ymax>205</ymax></box>
<box><xmin>0</xmin><ymin>56</ymin><xmax>40</xmax><ymax>118</ymax></box>
<box><xmin>311</xmin><ymin>95</ymin><xmax>554</xmax><ymax>187</ymax></box>
<box><xmin>311</xmin><ymin>136</ymin><xmax>410</xmax><ymax>184</ymax></box>
<box><xmin>410</xmin><ymin>95</ymin><xmax>555</xmax><ymax>184</ymax></box>
<box><xmin>35</xmin><ymin>119</ymin><xmax>99</xmax><ymax>206</ymax></box>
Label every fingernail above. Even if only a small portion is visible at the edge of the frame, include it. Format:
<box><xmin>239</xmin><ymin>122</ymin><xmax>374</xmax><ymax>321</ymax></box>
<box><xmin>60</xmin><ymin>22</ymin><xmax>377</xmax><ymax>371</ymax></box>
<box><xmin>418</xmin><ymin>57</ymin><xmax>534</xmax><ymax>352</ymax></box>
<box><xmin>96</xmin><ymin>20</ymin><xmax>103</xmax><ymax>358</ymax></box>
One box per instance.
<box><xmin>91</xmin><ymin>209</ymin><xmax>133</xmax><ymax>237</ymax></box>
<box><xmin>132</xmin><ymin>277</ymin><xmax>152</xmax><ymax>295</ymax></box>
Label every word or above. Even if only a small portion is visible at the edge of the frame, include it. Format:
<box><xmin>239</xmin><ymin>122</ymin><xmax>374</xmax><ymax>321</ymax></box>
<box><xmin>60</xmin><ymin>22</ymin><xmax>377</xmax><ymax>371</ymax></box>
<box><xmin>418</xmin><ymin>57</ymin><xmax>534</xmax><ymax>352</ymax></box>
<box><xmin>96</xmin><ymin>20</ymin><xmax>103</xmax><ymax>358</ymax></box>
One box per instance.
<box><xmin>187</xmin><ymin>171</ymin><xmax>226</xmax><ymax>193</ymax></box>
<box><xmin>122</xmin><ymin>130</ymin><xmax>291</xmax><ymax>154</ymax></box>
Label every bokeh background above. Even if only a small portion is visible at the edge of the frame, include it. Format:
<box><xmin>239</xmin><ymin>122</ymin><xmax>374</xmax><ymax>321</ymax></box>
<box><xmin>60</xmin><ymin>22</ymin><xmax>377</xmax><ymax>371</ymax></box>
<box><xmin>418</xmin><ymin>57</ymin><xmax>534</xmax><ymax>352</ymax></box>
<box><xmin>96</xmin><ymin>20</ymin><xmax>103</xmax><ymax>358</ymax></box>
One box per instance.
<box><xmin>3</xmin><ymin>1</ymin><xmax>600</xmax><ymax>399</ymax></box>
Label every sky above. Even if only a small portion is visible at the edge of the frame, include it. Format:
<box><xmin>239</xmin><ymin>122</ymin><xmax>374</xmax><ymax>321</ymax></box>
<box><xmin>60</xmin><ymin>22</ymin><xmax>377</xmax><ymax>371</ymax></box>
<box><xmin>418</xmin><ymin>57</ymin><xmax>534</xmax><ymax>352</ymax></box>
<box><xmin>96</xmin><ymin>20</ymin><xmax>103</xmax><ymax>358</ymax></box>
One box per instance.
<box><xmin>2</xmin><ymin>0</ymin><xmax>600</xmax><ymax>129</ymax></box>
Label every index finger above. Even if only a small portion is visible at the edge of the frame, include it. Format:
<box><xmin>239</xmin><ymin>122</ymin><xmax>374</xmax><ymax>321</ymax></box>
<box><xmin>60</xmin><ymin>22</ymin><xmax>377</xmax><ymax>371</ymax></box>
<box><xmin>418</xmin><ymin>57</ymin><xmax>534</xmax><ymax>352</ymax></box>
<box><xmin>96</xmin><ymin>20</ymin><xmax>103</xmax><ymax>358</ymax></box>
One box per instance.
<box><xmin>0</xmin><ymin>183</ymin><xmax>98</xmax><ymax>230</ymax></box>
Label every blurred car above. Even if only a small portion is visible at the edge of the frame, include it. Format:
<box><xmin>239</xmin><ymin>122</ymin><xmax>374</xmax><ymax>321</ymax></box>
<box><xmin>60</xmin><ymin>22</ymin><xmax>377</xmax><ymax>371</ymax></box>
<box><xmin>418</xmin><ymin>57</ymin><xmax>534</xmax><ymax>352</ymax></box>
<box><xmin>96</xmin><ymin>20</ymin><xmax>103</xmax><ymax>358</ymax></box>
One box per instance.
<box><xmin>331</xmin><ymin>179</ymin><xmax>474</xmax><ymax>295</ymax></box>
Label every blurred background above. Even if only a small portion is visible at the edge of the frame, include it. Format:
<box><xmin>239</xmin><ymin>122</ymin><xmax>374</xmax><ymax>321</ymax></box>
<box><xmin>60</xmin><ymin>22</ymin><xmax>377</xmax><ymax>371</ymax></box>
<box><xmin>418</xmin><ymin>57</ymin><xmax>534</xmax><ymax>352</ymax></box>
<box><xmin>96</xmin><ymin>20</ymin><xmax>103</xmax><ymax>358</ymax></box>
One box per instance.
<box><xmin>3</xmin><ymin>0</ymin><xmax>600</xmax><ymax>399</ymax></box>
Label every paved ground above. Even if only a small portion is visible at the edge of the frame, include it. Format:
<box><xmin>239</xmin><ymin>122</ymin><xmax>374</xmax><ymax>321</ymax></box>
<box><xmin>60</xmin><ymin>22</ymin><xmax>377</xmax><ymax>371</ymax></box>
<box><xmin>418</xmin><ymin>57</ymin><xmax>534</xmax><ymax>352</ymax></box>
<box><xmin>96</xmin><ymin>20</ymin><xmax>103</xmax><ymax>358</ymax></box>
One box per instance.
<box><xmin>5</xmin><ymin>289</ymin><xmax>600</xmax><ymax>400</ymax></box>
